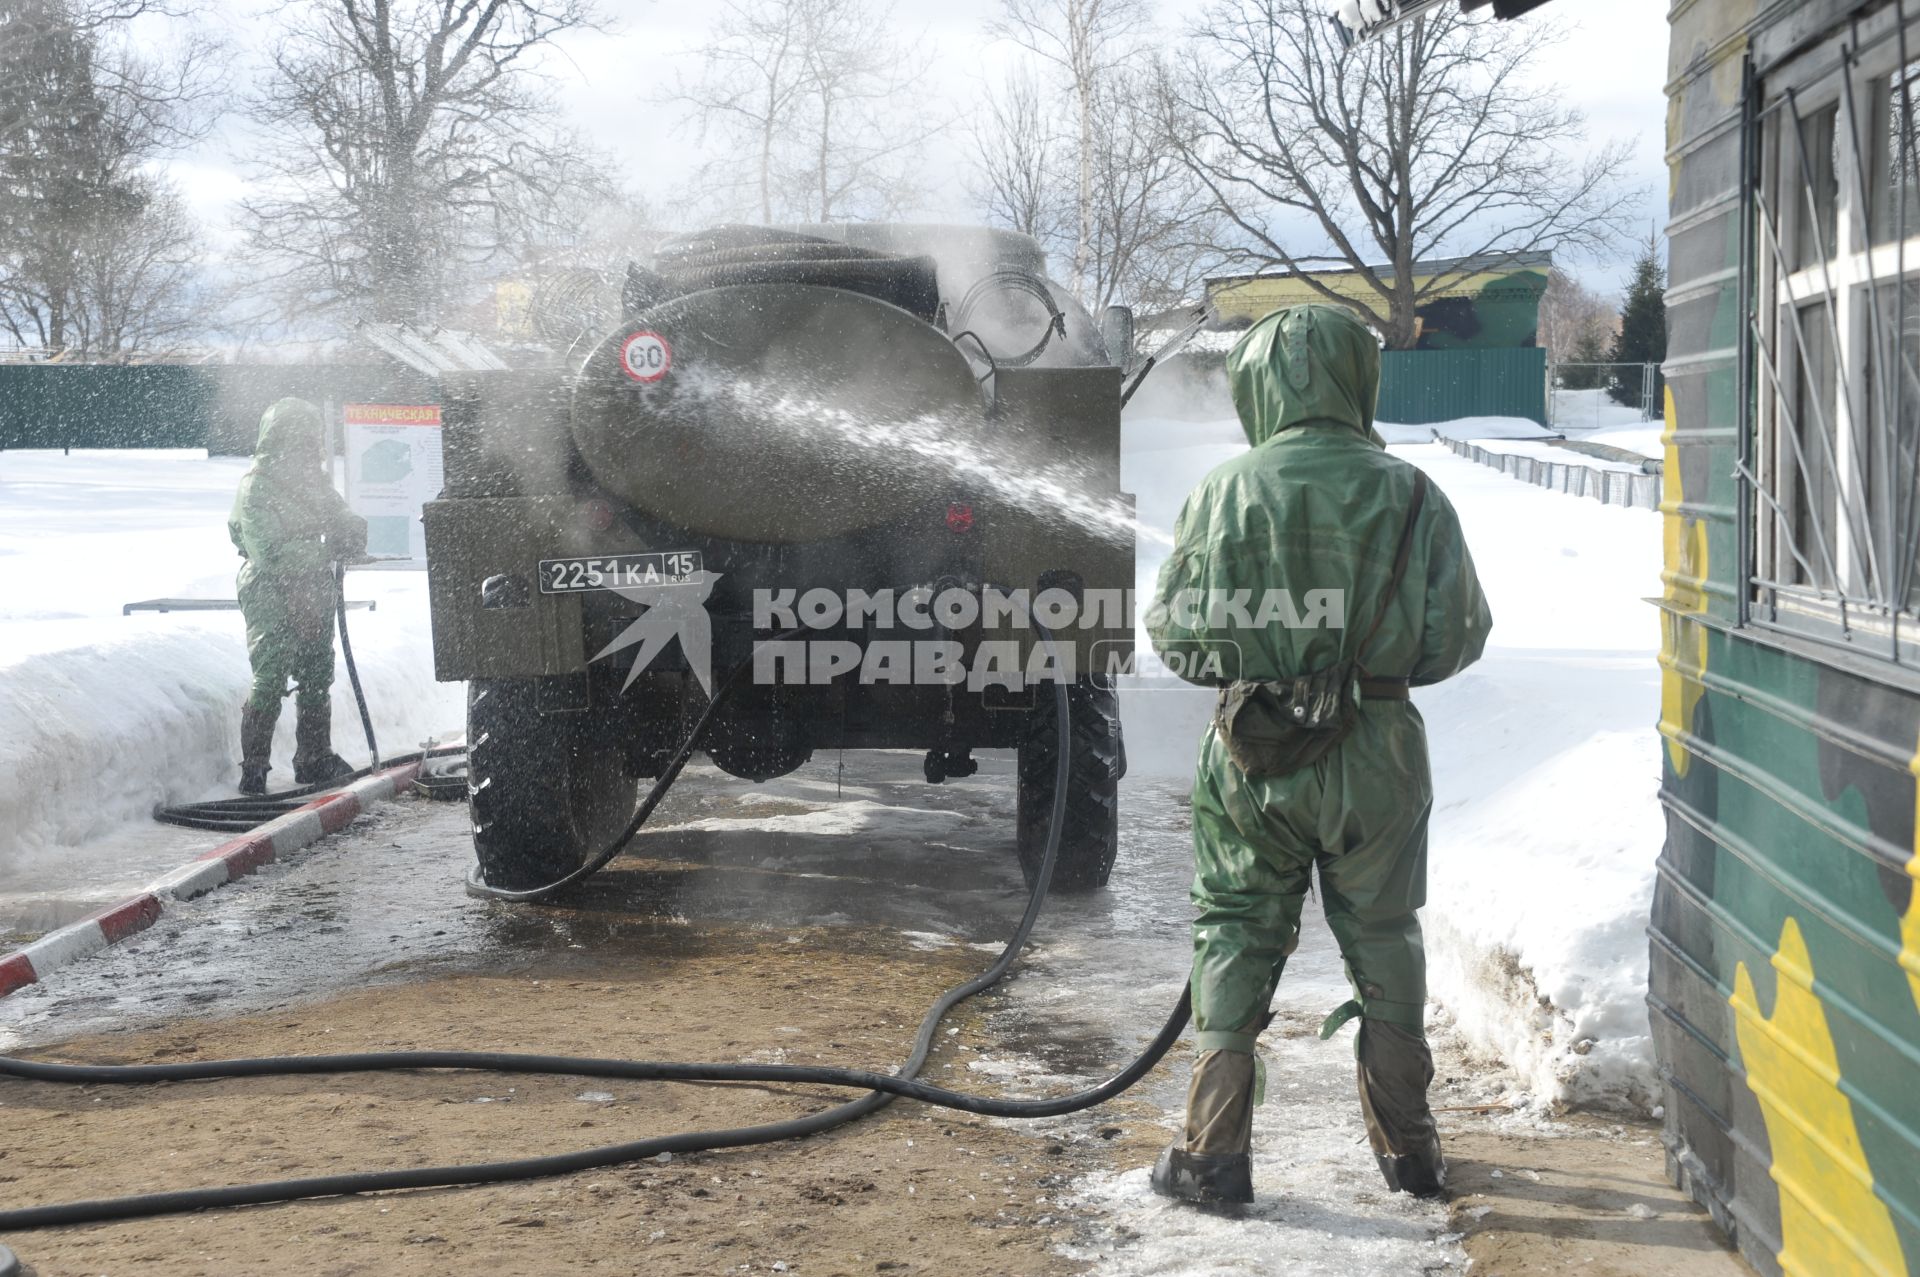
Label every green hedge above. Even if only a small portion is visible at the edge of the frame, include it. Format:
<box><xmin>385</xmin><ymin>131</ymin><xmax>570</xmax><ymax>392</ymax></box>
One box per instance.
<box><xmin>0</xmin><ymin>364</ymin><xmax>438</xmax><ymax>453</ymax></box>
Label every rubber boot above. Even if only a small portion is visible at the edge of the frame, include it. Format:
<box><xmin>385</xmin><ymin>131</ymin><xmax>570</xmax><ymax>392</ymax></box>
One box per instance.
<box><xmin>1357</xmin><ymin>1019</ymin><xmax>1446</xmax><ymax>1198</ymax></box>
<box><xmin>1151</xmin><ymin>1145</ymin><xmax>1253</xmax><ymax>1209</ymax></box>
<box><xmin>292</xmin><ymin>697</ymin><xmax>355</xmax><ymax>786</ymax></box>
<box><xmin>1149</xmin><ymin>1048</ymin><xmax>1256</xmax><ymax>1209</ymax></box>
<box><xmin>238</xmin><ymin>702</ymin><xmax>278</xmax><ymax>795</ymax></box>
<box><xmin>1376</xmin><ymin>1136</ymin><xmax>1447</xmax><ymax>1199</ymax></box>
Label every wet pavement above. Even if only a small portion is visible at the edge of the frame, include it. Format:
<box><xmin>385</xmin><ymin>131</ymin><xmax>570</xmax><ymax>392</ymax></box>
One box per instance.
<box><xmin>0</xmin><ymin>749</ymin><xmax>1470</xmax><ymax>1275</ymax></box>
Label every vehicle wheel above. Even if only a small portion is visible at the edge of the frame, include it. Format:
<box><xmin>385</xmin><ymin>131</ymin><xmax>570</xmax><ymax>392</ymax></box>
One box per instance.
<box><xmin>1016</xmin><ymin>677</ymin><xmax>1125</xmax><ymax>892</ymax></box>
<box><xmin>468</xmin><ymin>680</ymin><xmax>637</xmax><ymax>891</ymax></box>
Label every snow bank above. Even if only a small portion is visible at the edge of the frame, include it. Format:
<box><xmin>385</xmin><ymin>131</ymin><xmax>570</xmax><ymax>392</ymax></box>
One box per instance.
<box><xmin>0</xmin><ymin>450</ymin><xmax>464</xmax><ymax>873</ymax></box>
<box><xmin>1383</xmin><ymin>415</ymin><xmax>1572</xmax><ymax>450</ymax></box>
<box><xmin>1564</xmin><ymin>421</ymin><xmax>1667</xmax><ymax>460</ymax></box>
<box><xmin>1455</xmin><ymin>436</ymin><xmax>1655</xmax><ymax>475</ymax></box>
<box><xmin>1118</xmin><ymin>413</ymin><xmax>1664</xmax><ymax>1112</ymax></box>
<box><xmin>1412</xmin><ymin>444</ymin><xmax>1663</xmax><ymax>1110</ymax></box>
<box><xmin>1119</xmin><ymin>415</ymin><xmax>1241</xmax><ymax>779</ymax></box>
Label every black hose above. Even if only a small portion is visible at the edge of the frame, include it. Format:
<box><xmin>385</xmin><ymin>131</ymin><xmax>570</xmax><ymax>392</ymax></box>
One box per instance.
<box><xmin>0</xmin><ymin>623</ymin><xmax>1193</xmax><ymax>1231</ymax></box>
<box><xmin>151</xmin><ymin>745</ymin><xmax>468</xmax><ymax>832</ymax></box>
<box><xmin>151</xmin><ymin>568</ymin><xmax>430</xmax><ymax>832</ymax></box>
<box><xmin>335</xmin><ymin>560</ymin><xmax>380</xmax><ymax>771</ymax></box>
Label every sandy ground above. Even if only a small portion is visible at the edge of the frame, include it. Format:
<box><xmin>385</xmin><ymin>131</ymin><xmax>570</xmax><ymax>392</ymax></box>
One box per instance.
<box><xmin>1</xmin><ymin>919</ymin><xmax>1133</xmax><ymax>1277</ymax></box>
<box><xmin>0</xmin><ymin>951</ymin><xmax>1750</xmax><ymax>1277</ymax></box>
<box><xmin>1444</xmin><ymin>1120</ymin><xmax>1751</xmax><ymax>1277</ymax></box>
<box><xmin>0</xmin><ymin>772</ymin><xmax>1752</xmax><ymax>1276</ymax></box>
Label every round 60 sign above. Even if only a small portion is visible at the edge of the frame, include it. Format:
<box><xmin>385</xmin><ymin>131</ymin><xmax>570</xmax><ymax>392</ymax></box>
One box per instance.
<box><xmin>619</xmin><ymin>331</ymin><xmax>672</xmax><ymax>383</ymax></box>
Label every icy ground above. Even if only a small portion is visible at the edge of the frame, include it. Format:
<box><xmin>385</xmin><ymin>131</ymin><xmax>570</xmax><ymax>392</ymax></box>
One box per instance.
<box><xmin>0</xmin><ymin>448</ymin><xmax>463</xmax><ymax>892</ymax></box>
<box><xmin>1120</xmin><ymin>417</ymin><xmax>1663</xmax><ymax>1112</ymax></box>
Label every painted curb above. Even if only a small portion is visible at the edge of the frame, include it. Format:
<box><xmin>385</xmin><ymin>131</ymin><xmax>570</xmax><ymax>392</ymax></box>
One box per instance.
<box><xmin>0</xmin><ymin>761</ymin><xmax>424</xmax><ymax>1001</ymax></box>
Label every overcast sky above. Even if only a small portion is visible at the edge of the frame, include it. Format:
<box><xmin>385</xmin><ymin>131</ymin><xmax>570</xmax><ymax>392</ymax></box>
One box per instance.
<box><xmin>157</xmin><ymin>0</ymin><xmax>1672</xmax><ymax>300</ymax></box>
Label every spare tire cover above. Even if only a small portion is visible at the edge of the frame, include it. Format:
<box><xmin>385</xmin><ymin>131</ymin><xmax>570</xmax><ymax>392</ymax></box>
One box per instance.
<box><xmin>571</xmin><ymin>283</ymin><xmax>987</xmax><ymax>543</ymax></box>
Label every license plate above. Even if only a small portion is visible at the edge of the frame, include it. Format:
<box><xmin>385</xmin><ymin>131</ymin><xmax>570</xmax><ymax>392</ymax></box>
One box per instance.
<box><xmin>538</xmin><ymin>551</ymin><xmax>703</xmax><ymax>594</ymax></box>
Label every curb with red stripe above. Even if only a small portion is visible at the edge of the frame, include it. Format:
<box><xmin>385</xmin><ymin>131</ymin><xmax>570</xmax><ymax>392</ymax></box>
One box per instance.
<box><xmin>0</xmin><ymin>760</ymin><xmax>424</xmax><ymax>1000</ymax></box>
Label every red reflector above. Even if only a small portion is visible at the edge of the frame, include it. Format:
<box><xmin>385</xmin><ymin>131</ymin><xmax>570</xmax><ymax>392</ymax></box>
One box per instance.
<box><xmin>584</xmin><ymin>500</ymin><xmax>615</xmax><ymax>532</ymax></box>
<box><xmin>946</xmin><ymin>503</ymin><xmax>974</xmax><ymax>533</ymax></box>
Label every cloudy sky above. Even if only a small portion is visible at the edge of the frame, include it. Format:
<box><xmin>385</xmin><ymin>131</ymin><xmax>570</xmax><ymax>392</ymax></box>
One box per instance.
<box><xmin>155</xmin><ymin>0</ymin><xmax>1672</xmax><ymax>299</ymax></box>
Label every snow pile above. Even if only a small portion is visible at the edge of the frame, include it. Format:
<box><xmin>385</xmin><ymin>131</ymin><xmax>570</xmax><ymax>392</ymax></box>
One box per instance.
<box><xmin>1117</xmin><ymin>415</ymin><xmax>1242</xmax><ymax>779</ymax></box>
<box><xmin>1453</xmin><ymin>436</ymin><xmax>1655</xmax><ymax>475</ymax></box>
<box><xmin>1413</xmin><ymin>447</ymin><xmax>1663</xmax><ymax>1110</ymax></box>
<box><xmin>1420</xmin><ymin>415</ymin><xmax>1559</xmax><ymax>441</ymax></box>
<box><xmin>1119</xmin><ymin>414</ymin><xmax>1664</xmax><ymax>1112</ymax></box>
<box><xmin>0</xmin><ymin>449</ymin><xmax>464</xmax><ymax>873</ymax></box>
<box><xmin>1562</xmin><ymin>419</ymin><xmax>1666</xmax><ymax>460</ymax></box>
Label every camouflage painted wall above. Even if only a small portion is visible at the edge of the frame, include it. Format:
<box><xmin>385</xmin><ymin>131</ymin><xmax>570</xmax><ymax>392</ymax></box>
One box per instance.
<box><xmin>1655</xmin><ymin>2</ymin><xmax>1920</xmax><ymax>1274</ymax></box>
<box><xmin>1205</xmin><ymin>257</ymin><xmax>1549</xmax><ymax>350</ymax></box>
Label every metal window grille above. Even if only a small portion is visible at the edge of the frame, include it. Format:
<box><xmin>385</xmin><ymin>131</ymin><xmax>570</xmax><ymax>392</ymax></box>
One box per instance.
<box><xmin>1741</xmin><ymin>7</ymin><xmax>1920</xmax><ymax>663</ymax></box>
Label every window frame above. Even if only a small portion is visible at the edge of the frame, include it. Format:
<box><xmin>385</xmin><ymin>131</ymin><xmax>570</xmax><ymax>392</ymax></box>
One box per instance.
<box><xmin>1746</xmin><ymin>13</ymin><xmax>1920</xmax><ymax>664</ymax></box>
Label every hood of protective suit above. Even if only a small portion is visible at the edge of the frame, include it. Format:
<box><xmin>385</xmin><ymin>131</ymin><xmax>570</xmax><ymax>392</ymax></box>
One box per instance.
<box><xmin>252</xmin><ymin>397</ymin><xmax>326</xmax><ymax>468</ymax></box>
<box><xmin>1226</xmin><ymin>303</ymin><xmax>1381</xmax><ymax>447</ymax></box>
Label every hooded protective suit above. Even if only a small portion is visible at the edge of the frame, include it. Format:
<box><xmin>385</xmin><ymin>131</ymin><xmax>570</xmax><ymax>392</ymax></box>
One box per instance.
<box><xmin>1146</xmin><ymin>304</ymin><xmax>1491</xmax><ymax>1198</ymax></box>
<box><xmin>228</xmin><ymin>398</ymin><xmax>368</xmax><ymax>789</ymax></box>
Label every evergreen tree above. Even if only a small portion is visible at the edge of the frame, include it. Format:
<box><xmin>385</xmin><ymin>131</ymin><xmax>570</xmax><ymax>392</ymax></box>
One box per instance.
<box><xmin>1608</xmin><ymin>232</ymin><xmax>1667</xmax><ymax>408</ymax></box>
<box><xmin>1559</xmin><ymin>329</ymin><xmax>1611</xmax><ymax>391</ymax></box>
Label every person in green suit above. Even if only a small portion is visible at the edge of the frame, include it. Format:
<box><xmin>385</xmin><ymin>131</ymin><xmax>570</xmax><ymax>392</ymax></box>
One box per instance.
<box><xmin>228</xmin><ymin>398</ymin><xmax>368</xmax><ymax>795</ymax></box>
<box><xmin>1145</xmin><ymin>304</ymin><xmax>1492</xmax><ymax>1207</ymax></box>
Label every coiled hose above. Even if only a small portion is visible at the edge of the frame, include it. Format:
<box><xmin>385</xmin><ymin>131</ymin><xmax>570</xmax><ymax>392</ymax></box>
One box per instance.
<box><xmin>0</xmin><ymin>620</ymin><xmax>1193</xmax><ymax>1230</ymax></box>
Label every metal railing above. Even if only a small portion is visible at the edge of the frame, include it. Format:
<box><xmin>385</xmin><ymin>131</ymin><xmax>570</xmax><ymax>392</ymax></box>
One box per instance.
<box><xmin>1440</xmin><ymin>436</ymin><xmax>1662</xmax><ymax>511</ymax></box>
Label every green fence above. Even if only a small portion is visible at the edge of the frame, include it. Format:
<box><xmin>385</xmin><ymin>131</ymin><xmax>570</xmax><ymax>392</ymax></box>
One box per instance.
<box><xmin>0</xmin><ymin>364</ymin><xmax>438</xmax><ymax>454</ymax></box>
<box><xmin>1377</xmin><ymin>347</ymin><xmax>1547</xmax><ymax>426</ymax></box>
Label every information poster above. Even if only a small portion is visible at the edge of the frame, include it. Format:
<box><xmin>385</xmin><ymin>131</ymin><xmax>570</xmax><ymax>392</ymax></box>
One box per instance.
<box><xmin>342</xmin><ymin>403</ymin><xmax>443</xmax><ymax>565</ymax></box>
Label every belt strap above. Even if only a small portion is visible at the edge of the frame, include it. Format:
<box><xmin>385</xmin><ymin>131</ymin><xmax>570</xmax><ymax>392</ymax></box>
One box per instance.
<box><xmin>1357</xmin><ymin>676</ymin><xmax>1410</xmax><ymax>701</ymax></box>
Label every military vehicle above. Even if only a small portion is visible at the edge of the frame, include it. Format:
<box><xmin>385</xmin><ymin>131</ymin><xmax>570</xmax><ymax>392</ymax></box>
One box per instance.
<box><xmin>422</xmin><ymin>224</ymin><xmax>1134</xmax><ymax>894</ymax></box>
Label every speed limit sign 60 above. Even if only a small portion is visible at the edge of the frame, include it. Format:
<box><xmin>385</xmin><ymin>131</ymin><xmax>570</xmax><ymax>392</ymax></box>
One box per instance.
<box><xmin>619</xmin><ymin>331</ymin><xmax>673</xmax><ymax>383</ymax></box>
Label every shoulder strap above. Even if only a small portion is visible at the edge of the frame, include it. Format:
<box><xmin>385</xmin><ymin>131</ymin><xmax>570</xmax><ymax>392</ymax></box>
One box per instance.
<box><xmin>1355</xmin><ymin>470</ymin><xmax>1429</xmax><ymax>673</ymax></box>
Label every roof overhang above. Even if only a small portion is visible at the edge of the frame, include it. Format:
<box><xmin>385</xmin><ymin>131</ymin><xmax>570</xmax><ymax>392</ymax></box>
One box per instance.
<box><xmin>1330</xmin><ymin>0</ymin><xmax>1560</xmax><ymax>45</ymax></box>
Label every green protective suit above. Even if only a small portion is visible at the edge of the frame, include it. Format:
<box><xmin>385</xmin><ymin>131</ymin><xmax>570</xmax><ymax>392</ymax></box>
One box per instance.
<box><xmin>1147</xmin><ymin>304</ymin><xmax>1491</xmax><ymax>1171</ymax></box>
<box><xmin>229</xmin><ymin>398</ymin><xmax>367</xmax><ymax>716</ymax></box>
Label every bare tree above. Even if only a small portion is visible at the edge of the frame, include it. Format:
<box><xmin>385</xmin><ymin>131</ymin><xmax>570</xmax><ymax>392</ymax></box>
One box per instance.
<box><xmin>968</xmin><ymin>54</ymin><xmax>1216</xmax><ymax>311</ymax></box>
<box><xmin>0</xmin><ymin>0</ymin><xmax>214</xmax><ymax>357</ymax></box>
<box><xmin>239</xmin><ymin>0</ymin><xmax>608</xmax><ymax>329</ymax></box>
<box><xmin>72</xmin><ymin>176</ymin><xmax>201</xmax><ymax>357</ymax></box>
<box><xmin>1536</xmin><ymin>266</ymin><xmax>1616</xmax><ymax>366</ymax></box>
<box><xmin>1081</xmin><ymin>64</ymin><xmax>1218</xmax><ymax>311</ymax></box>
<box><xmin>671</xmin><ymin>0</ymin><xmax>938</xmax><ymax>225</ymax></box>
<box><xmin>967</xmin><ymin>63</ymin><xmax>1069</xmax><ymax>250</ymax></box>
<box><xmin>672</xmin><ymin>0</ymin><xmax>813</xmax><ymax>223</ymax></box>
<box><xmin>792</xmin><ymin>0</ymin><xmax>934</xmax><ymax>220</ymax></box>
<box><xmin>990</xmin><ymin>0</ymin><xmax>1149</xmax><ymax>291</ymax></box>
<box><xmin>1163</xmin><ymin>0</ymin><xmax>1634</xmax><ymax>348</ymax></box>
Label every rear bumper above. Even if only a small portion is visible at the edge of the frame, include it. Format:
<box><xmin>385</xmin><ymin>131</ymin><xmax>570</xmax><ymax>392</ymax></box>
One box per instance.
<box><xmin>421</xmin><ymin>494</ymin><xmax>1135</xmax><ymax>698</ymax></box>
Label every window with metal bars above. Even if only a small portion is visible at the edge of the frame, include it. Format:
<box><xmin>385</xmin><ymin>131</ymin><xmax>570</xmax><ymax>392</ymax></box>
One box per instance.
<box><xmin>1745</xmin><ymin>16</ymin><xmax>1920</xmax><ymax>663</ymax></box>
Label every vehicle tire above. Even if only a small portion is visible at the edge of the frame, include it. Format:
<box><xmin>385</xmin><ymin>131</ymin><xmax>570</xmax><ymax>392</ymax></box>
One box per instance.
<box><xmin>1016</xmin><ymin>676</ymin><xmax>1125</xmax><ymax>892</ymax></box>
<box><xmin>468</xmin><ymin>680</ymin><xmax>637</xmax><ymax>891</ymax></box>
